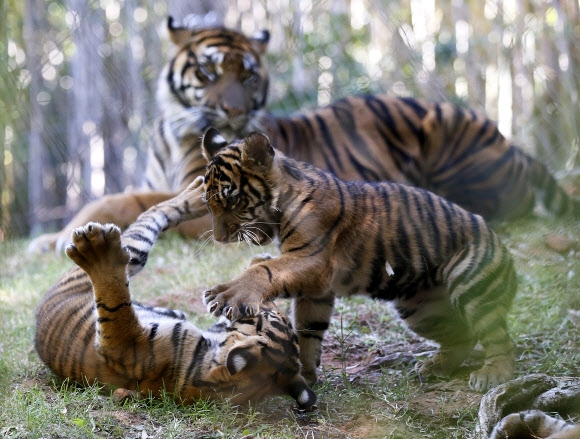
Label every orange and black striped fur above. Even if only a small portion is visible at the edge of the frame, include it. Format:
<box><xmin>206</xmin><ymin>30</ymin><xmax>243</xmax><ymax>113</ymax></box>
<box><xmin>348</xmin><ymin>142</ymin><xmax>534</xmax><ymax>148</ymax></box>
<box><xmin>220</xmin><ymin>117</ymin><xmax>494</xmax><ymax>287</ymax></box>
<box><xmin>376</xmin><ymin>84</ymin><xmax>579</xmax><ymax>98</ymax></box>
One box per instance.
<box><xmin>35</xmin><ymin>177</ymin><xmax>316</xmax><ymax>409</ymax></box>
<box><xmin>28</xmin><ymin>18</ymin><xmax>580</xmax><ymax>253</ymax></box>
<box><xmin>200</xmin><ymin>128</ymin><xmax>518</xmax><ymax>393</ymax></box>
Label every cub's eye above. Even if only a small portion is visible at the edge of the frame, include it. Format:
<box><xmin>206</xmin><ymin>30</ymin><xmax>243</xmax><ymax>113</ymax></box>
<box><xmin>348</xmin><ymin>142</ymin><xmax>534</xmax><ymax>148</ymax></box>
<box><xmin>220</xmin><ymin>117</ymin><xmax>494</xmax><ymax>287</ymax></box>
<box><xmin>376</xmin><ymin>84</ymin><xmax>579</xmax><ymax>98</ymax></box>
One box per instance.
<box><xmin>227</xmin><ymin>194</ymin><xmax>240</xmax><ymax>208</ymax></box>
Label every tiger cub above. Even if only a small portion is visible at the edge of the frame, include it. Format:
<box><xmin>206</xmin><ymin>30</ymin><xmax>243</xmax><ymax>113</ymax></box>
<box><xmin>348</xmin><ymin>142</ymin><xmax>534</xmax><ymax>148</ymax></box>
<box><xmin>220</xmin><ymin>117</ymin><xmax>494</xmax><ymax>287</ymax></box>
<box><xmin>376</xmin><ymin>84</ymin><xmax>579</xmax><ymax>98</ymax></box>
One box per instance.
<box><xmin>35</xmin><ymin>177</ymin><xmax>316</xmax><ymax>409</ymax></box>
<box><xmin>200</xmin><ymin>128</ymin><xmax>518</xmax><ymax>393</ymax></box>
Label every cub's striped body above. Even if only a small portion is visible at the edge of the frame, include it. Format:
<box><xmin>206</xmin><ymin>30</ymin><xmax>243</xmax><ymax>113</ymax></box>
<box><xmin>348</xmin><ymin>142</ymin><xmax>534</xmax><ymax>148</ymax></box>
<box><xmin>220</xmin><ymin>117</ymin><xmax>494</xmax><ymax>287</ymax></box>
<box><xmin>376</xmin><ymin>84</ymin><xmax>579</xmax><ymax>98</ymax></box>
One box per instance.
<box><xmin>35</xmin><ymin>178</ymin><xmax>316</xmax><ymax>408</ymax></box>
<box><xmin>201</xmin><ymin>129</ymin><xmax>518</xmax><ymax>392</ymax></box>
<box><xmin>28</xmin><ymin>19</ymin><xmax>580</xmax><ymax>253</ymax></box>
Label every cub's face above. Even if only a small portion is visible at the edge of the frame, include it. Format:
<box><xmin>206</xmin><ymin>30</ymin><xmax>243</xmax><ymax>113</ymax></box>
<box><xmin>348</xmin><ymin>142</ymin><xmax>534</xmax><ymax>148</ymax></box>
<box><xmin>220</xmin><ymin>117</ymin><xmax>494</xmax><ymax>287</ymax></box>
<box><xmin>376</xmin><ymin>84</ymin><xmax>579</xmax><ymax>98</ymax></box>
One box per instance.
<box><xmin>200</xmin><ymin>304</ymin><xmax>316</xmax><ymax>409</ymax></box>
<box><xmin>162</xmin><ymin>19</ymin><xmax>270</xmax><ymax>140</ymax></box>
<box><xmin>201</xmin><ymin>130</ymin><xmax>275</xmax><ymax>245</ymax></box>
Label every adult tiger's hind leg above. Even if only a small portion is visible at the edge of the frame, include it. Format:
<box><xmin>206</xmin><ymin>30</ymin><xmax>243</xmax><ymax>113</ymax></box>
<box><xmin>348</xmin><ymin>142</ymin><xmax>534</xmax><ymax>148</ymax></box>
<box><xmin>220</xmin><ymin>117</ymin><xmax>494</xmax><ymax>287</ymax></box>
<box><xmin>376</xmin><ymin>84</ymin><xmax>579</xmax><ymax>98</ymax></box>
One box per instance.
<box><xmin>65</xmin><ymin>223</ymin><xmax>144</xmax><ymax>354</ymax></box>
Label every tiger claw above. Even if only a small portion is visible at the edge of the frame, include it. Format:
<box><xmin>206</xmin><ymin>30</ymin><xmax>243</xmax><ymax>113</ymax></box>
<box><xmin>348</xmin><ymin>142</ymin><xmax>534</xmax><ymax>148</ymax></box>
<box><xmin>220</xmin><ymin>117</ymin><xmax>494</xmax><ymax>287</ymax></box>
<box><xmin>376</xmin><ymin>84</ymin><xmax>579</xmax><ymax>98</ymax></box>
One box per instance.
<box><xmin>208</xmin><ymin>302</ymin><xmax>220</xmax><ymax>315</ymax></box>
<box><xmin>245</xmin><ymin>305</ymin><xmax>256</xmax><ymax>317</ymax></box>
<box><xmin>202</xmin><ymin>289</ymin><xmax>215</xmax><ymax>305</ymax></box>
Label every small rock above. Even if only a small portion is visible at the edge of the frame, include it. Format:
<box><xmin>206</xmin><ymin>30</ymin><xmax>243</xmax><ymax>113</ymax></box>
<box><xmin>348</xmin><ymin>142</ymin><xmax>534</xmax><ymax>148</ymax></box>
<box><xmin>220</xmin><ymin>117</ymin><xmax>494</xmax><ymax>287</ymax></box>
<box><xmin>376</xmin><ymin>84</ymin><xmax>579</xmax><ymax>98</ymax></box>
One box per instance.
<box><xmin>546</xmin><ymin>234</ymin><xmax>578</xmax><ymax>254</ymax></box>
<box><xmin>112</xmin><ymin>387</ymin><xmax>134</xmax><ymax>403</ymax></box>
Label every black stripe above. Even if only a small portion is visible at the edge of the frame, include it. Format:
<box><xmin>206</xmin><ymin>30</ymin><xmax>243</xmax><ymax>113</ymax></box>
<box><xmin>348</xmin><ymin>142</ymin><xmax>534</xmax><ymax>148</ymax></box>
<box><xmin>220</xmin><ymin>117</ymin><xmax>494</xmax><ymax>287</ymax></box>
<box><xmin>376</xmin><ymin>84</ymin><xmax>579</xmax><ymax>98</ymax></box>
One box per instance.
<box><xmin>95</xmin><ymin>301</ymin><xmax>131</xmax><ymax>313</ymax></box>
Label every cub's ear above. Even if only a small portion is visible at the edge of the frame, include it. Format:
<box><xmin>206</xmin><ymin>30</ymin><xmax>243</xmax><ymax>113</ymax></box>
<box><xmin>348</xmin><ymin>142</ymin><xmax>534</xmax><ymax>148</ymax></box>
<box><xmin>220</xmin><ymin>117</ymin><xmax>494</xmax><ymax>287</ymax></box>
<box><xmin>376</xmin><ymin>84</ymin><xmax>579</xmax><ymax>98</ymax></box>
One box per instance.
<box><xmin>167</xmin><ymin>16</ymin><xmax>196</xmax><ymax>47</ymax></box>
<box><xmin>243</xmin><ymin>131</ymin><xmax>274</xmax><ymax>169</ymax></box>
<box><xmin>250</xmin><ymin>29</ymin><xmax>270</xmax><ymax>55</ymax></box>
<box><xmin>225</xmin><ymin>342</ymin><xmax>261</xmax><ymax>375</ymax></box>
<box><xmin>201</xmin><ymin>128</ymin><xmax>229</xmax><ymax>161</ymax></box>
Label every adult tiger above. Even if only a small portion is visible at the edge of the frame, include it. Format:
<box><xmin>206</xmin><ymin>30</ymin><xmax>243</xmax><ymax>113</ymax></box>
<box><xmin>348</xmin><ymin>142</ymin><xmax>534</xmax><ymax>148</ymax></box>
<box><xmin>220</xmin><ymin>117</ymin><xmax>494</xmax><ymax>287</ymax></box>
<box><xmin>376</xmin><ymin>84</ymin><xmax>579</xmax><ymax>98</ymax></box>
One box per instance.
<box><xmin>35</xmin><ymin>177</ymin><xmax>317</xmax><ymax>409</ymax></box>
<box><xmin>28</xmin><ymin>17</ymin><xmax>580</xmax><ymax>253</ymax></box>
<box><xmin>200</xmin><ymin>128</ymin><xmax>518</xmax><ymax>393</ymax></box>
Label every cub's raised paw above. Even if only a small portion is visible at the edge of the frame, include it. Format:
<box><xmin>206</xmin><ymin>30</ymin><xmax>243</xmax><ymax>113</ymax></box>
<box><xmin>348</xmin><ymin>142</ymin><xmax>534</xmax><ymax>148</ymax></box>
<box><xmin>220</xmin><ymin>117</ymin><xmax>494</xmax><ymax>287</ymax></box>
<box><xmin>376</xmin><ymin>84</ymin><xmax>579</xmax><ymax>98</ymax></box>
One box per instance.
<box><xmin>65</xmin><ymin>222</ymin><xmax>129</xmax><ymax>275</ymax></box>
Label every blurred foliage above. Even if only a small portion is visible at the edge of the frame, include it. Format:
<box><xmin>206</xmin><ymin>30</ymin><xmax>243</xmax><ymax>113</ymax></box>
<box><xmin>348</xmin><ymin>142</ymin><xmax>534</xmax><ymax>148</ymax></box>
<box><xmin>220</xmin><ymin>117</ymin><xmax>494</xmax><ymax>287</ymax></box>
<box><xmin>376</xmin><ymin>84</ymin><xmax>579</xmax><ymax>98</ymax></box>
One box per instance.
<box><xmin>1</xmin><ymin>0</ymin><xmax>579</xmax><ymax>238</ymax></box>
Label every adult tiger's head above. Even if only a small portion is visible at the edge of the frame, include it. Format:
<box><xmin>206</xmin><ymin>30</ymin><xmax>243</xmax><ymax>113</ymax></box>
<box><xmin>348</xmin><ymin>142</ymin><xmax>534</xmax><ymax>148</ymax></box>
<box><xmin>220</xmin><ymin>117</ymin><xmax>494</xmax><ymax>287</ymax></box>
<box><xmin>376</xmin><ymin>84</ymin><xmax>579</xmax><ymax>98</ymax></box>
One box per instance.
<box><xmin>201</xmin><ymin>127</ymin><xmax>277</xmax><ymax>245</ymax></box>
<box><xmin>159</xmin><ymin>17</ymin><xmax>270</xmax><ymax>141</ymax></box>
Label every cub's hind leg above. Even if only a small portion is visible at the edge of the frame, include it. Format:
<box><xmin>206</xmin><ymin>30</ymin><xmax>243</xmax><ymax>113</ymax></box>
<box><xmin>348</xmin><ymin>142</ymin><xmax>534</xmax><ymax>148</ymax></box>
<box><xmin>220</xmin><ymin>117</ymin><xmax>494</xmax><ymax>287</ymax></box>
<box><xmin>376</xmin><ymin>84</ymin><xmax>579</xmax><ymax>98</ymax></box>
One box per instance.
<box><xmin>66</xmin><ymin>222</ymin><xmax>144</xmax><ymax>354</ymax></box>
<box><xmin>396</xmin><ymin>286</ymin><xmax>476</xmax><ymax>379</ymax></box>
<box><xmin>445</xmin><ymin>240</ymin><xmax>518</xmax><ymax>392</ymax></box>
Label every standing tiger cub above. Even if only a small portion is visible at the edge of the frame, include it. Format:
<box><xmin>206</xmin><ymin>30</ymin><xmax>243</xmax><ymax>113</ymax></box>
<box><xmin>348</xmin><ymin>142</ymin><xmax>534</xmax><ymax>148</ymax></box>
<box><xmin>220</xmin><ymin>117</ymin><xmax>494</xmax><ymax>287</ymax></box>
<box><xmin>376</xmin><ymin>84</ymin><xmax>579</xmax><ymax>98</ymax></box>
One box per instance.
<box><xmin>35</xmin><ymin>177</ymin><xmax>316</xmax><ymax>409</ymax></box>
<box><xmin>200</xmin><ymin>128</ymin><xmax>518</xmax><ymax>393</ymax></box>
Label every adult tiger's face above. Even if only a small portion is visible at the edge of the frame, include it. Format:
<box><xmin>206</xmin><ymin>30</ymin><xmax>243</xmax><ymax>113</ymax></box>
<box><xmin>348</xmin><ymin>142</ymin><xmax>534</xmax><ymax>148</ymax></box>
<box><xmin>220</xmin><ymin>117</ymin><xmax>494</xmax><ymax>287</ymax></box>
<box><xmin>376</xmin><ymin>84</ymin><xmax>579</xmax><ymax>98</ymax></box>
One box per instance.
<box><xmin>201</xmin><ymin>128</ymin><xmax>276</xmax><ymax>245</ymax></box>
<box><xmin>161</xmin><ymin>17</ymin><xmax>270</xmax><ymax>141</ymax></box>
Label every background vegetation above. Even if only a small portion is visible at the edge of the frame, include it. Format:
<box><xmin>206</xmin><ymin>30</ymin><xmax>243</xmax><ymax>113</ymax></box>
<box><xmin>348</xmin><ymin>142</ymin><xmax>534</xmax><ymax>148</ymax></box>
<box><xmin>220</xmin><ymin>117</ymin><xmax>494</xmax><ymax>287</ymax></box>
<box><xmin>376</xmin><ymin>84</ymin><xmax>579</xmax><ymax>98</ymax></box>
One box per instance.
<box><xmin>1</xmin><ymin>0</ymin><xmax>580</xmax><ymax>238</ymax></box>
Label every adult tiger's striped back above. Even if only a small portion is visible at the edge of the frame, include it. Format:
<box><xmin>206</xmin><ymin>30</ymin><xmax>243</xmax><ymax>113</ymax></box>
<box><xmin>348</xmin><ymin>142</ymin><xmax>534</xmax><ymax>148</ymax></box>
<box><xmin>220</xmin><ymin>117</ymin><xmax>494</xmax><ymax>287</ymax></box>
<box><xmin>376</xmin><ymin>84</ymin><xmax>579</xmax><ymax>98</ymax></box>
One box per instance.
<box><xmin>27</xmin><ymin>18</ymin><xmax>580</xmax><ymax>253</ymax></box>
<box><xmin>200</xmin><ymin>129</ymin><xmax>518</xmax><ymax>393</ymax></box>
<box><xmin>35</xmin><ymin>177</ymin><xmax>316</xmax><ymax>409</ymax></box>
<box><xmin>151</xmin><ymin>18</ymin><xmax>580</xmax><ymax>222</ymax></box>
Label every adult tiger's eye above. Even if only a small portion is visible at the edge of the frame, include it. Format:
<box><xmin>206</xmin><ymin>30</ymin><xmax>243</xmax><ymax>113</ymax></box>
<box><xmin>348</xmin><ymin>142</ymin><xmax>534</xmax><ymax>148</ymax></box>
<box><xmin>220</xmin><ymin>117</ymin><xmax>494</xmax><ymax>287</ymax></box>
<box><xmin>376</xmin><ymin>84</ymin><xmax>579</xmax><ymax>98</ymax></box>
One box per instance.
<box><xmin>199</xmin><ymin>64</ymin><xmax>217</xmax><ymax>82</ymax></box>
<box><xmin>243</xmin><ymin>72</ymin><xmax>259</xmax><ymax>84</ymax></box>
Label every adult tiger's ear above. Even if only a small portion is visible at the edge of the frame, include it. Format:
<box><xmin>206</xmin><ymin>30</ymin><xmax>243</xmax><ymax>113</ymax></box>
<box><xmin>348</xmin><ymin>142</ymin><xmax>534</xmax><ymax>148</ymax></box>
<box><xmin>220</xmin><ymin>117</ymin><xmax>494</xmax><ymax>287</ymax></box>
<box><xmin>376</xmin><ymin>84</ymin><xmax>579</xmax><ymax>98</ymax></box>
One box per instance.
<box><xmin>201</xmin><ymin>128</ymin><xmax>228</xmax><ymax>161</ymax></box>
<box><xmin>243</xmin><ymin>131</ymin><xmax>274</xmax><ymax>169</ymax></box>
<box><xmin>250</xmin><ymin>30</ymin><xmax>270</xmax><ymax>55</ymax></box>
<box><xmin>167</xmin><ymin>16</ymin><xmax>195</xmax><ymax>46</ymax></box>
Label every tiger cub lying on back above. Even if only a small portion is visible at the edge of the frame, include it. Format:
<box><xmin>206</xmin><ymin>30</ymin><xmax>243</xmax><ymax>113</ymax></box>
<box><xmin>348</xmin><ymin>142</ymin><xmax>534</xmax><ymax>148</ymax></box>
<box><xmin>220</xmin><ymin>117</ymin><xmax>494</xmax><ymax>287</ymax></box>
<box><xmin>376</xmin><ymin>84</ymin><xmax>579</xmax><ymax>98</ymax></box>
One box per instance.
<box><xmin>35</xmin><ymin>177</ymin><xmax>316</xmax><ymax>409</ymax></box>
<box><xmin>200</xmin><ymin>128</ymin><xmax>518</xmax><ymax>393</ymax></box>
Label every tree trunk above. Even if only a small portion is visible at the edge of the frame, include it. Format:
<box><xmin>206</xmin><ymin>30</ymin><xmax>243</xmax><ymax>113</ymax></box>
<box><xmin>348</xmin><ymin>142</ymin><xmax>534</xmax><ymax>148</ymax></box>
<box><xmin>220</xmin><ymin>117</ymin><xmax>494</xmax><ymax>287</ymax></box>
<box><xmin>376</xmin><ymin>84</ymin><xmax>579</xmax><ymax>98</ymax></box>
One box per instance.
<box><xmin>23</xmin><ymin>0</ymin><xmax>49</xmax><ymax>236</ymax></box>
<box><xmin>66</xmin><ymin>0</ymin><xmax>106</xmax><ymax>216</ymax></box>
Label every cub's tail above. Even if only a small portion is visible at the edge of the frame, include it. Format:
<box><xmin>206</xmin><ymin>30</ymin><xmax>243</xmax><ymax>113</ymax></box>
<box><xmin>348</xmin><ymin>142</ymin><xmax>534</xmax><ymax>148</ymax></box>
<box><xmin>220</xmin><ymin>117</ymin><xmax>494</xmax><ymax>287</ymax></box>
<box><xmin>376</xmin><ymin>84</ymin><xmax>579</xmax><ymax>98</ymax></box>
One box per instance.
<box><xmin>525</xmin><ymin>150</ymin><xmax>580</xmax><ymax>217</ymax></box>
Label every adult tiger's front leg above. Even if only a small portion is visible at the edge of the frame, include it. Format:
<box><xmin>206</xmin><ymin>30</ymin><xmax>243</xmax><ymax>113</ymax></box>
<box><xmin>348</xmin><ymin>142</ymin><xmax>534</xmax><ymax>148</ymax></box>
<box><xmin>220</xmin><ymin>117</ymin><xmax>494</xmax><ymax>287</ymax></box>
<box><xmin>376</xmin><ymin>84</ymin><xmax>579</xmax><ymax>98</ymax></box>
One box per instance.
<box><xmin>29</xmin><ymin>178</ymin><xmax>211</xmax><ymax>254</ymax></box>
<box><xmin>28</xmin><ymin>191</ymin><xmax>176</xmax><ymax>254</ymax></box>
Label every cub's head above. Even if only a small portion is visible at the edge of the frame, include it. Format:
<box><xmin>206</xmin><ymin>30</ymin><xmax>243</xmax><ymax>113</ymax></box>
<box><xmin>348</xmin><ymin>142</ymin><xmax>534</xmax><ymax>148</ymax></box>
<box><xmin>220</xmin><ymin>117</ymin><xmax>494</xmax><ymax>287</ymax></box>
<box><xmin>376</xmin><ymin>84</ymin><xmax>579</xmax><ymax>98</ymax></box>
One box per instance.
<box><xmin>201</xmin><ymin>303</ymin><xmax>317</xmax><ymax>410</ymax></box>
<box><xmin>159</xmin><ymin>17</ymin><xmax>270</xmax><ymax>140</ymax></box>
<box><xmin>201</xmin><ymin>127</ymin><xmax>276</xmax><ymax>244</ymax></box>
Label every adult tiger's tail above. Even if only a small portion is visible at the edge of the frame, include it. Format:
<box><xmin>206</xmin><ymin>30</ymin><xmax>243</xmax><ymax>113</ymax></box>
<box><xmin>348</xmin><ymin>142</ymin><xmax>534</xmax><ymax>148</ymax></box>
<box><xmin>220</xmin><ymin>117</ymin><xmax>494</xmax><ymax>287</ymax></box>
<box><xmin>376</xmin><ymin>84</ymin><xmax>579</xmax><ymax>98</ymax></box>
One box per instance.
<box><xmin>523</xmin><ymin>149</ymin><xmax>580</xmax><ymax>217</ymax></box>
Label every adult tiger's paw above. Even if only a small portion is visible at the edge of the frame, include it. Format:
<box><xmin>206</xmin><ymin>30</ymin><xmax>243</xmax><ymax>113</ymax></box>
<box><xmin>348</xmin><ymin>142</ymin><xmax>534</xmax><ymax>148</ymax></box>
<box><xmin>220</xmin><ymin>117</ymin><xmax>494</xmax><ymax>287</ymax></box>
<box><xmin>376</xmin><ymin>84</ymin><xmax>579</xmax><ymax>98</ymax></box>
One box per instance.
<box><xmin>202</xmin><ymin>283</ymin><xmax>262</xmax><ymax>321</ymax></box>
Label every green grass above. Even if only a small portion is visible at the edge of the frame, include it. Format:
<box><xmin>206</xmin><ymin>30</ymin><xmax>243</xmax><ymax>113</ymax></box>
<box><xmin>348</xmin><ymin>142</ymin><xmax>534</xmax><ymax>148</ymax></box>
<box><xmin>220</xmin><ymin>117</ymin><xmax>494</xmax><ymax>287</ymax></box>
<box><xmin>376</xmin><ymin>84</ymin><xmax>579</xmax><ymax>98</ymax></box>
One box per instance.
<box><xmin>1</xmin><ymin>213</ymin><xmax>580</xmax><ymax>438</ymax></box>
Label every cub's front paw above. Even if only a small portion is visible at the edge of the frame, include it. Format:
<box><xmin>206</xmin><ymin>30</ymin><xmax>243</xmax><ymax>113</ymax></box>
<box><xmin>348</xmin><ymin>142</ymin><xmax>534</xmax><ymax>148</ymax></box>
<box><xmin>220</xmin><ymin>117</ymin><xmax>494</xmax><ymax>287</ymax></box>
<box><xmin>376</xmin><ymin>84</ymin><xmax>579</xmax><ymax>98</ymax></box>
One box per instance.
<box><xmin>65</xmin><ymin>222</ymin><xmax>129</xmax><ymax>275</ymax></box>
<box><xmin>202</xmin><ymin>284</ymin><xmax>262</xmax><ymax>321</ymax></box>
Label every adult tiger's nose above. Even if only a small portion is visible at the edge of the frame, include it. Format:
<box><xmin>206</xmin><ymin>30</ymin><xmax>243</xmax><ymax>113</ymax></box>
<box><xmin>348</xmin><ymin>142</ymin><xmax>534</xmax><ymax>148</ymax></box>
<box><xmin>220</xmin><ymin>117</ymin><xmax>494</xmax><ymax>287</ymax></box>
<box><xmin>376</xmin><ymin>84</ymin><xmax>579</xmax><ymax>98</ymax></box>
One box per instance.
<box><xmin>222</xmin><ymin>103</ymin><xmax>245</xmax><ymax>118</ymax></box>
